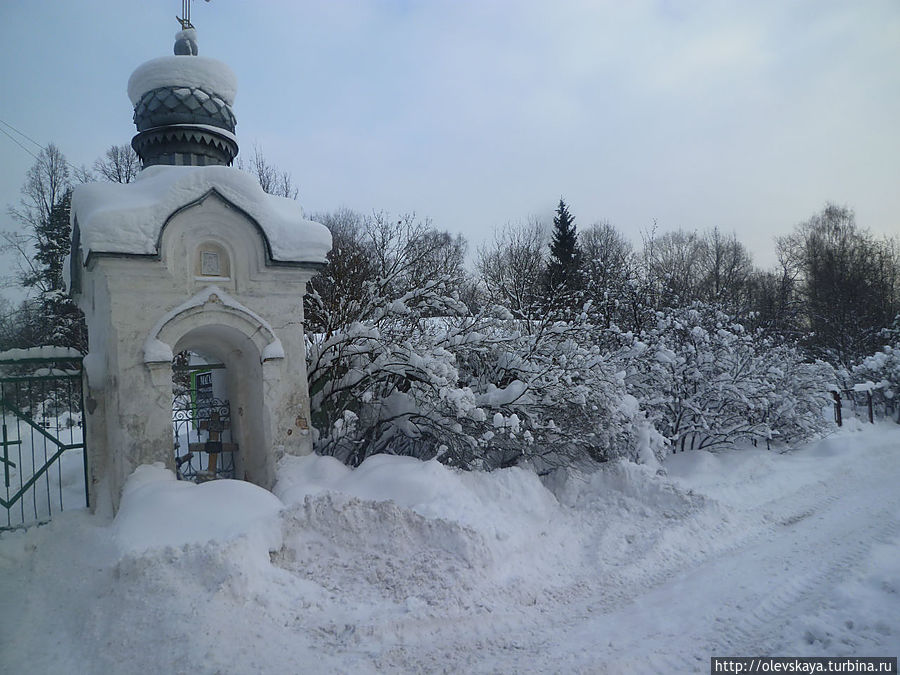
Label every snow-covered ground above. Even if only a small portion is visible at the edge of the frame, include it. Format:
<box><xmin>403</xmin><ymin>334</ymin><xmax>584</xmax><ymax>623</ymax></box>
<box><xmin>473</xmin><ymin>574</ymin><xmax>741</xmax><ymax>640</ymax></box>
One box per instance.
<box><xmin>1</xmin><ymin>425</ymin><xmax>898</xmax><ymax>674</ymax></box>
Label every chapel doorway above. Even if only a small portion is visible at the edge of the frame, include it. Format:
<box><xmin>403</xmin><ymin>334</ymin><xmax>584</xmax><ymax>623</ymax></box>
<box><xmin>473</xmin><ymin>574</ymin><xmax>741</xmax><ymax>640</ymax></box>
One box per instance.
<box><xmin>172</xmin><ymin>350</ymin><xmax>237</xmax><ymax>482</ymax></box>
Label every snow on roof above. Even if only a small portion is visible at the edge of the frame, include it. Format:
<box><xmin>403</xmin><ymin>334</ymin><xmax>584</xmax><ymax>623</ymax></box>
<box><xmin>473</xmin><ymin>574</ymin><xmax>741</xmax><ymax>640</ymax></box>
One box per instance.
<box><xmin>128</xmin><ymin>55</ymin><xmax>237</xmax><ymax>106</ymax></box>
<box><xmin>72</xmin><ymin>165</ymin><xmax>331</xmax><ymax>265</ymax></box>
<box><xmin>0</xmin><ymin>346</ymin><xmax>83</xmax><ymax>362</ymax></box>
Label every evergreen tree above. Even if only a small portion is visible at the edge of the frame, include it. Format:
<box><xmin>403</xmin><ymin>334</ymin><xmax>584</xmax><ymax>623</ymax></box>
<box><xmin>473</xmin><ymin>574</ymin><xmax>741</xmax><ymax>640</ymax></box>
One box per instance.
<box><xmin>28</xmin><ymin>189</ymin><xmax>71</xmax><ymax>293</ymax></box>
<box><xmin>31</xmin><ymin>191</ymin><xmax>86</xmax><ymax>350</ymax></box>
<box><xmin>545</xmin><ymin>198</ymin><xmax>582</xmax><ymax>310</ymax></box>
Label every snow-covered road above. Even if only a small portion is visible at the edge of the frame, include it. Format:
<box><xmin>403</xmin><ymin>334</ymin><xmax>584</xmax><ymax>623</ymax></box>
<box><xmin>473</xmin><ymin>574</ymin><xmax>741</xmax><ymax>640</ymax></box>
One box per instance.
<box><xmin>535</xmin><ymin>432</ymin><xmax>900</xmax><ymax>672</ymax></box>
<box><xmin>1</xmin><ymin>426</ymin><xmax>898</xmax><ymax>674</ymax></box>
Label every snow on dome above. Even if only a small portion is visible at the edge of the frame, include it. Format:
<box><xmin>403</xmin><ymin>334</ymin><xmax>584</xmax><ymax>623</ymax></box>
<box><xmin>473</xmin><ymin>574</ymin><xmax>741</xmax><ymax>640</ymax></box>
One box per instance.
<box><xmin>128</xmin><ymin>55</ymin><xmax>237</xmax><ymax>106</ymax></box>
<box><xmin>72</xmin><ymin>165</ymin><xmax>331</xmax><ymax>265</ymax></box>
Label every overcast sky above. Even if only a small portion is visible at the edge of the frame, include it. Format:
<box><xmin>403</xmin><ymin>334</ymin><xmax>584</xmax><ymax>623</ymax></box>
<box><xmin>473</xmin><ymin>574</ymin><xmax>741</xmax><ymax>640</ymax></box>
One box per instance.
<box><xmin>1</xmin><ymin>0</ymin><xmax>898</xmax><ymax>277</ymax></box>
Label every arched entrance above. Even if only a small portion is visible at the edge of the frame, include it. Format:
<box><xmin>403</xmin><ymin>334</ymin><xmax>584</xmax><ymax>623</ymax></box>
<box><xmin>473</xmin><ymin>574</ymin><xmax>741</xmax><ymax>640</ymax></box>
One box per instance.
<box><xmin>144</xmin><ymin>286</ymin><xmax>285</xmax><ymax>489</ymax></box>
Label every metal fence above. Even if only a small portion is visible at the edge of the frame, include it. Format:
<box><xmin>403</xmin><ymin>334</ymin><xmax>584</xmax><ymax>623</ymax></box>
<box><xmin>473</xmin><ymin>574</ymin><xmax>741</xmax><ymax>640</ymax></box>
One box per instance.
<box><xmin>0</xmin><ymin>355</ymin><xmax>88</xmax><ymax>530</ymax></box>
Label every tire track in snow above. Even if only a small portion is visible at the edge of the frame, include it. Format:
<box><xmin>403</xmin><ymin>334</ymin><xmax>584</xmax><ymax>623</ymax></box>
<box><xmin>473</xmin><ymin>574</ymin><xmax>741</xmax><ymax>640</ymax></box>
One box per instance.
<box><xmin>538</xmin><ymin>435</ymin><xmax>900</xmax><ymax>673</ymax></box>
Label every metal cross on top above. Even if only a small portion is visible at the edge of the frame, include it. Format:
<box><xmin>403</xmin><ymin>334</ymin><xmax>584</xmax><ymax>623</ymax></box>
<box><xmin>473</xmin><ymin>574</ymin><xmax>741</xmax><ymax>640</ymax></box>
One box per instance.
<box><xmin>177</xmin><ymin>0</ymin><xmax>211</xmax><ymax>30</ymax></box>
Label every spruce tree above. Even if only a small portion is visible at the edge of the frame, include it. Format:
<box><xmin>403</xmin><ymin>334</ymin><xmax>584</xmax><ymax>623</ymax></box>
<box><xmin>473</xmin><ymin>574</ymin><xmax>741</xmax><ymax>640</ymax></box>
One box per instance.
<box><xmin>546</xmin><ymin>198</ymin><xmax>583</xmax><ymax>309</ymax></box>
<box><xmin>31</xmin><ymin>192</ymin><xmax>86</xmax><ymax>350</ymax></box>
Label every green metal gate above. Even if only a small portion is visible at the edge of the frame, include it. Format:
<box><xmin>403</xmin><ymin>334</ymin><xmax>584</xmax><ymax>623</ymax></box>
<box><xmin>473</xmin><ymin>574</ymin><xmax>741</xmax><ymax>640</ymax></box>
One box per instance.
<box><xmin>0</xmin><ymin>352</ymin><xmax>88</xmax><ymax>530</ymax></box>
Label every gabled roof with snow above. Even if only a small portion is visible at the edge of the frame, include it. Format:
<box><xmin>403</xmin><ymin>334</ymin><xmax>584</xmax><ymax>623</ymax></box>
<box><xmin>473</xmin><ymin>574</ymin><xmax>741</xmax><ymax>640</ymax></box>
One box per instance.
<box><xmin>71</xmin><ymin>165</ymin><xmax>331</xmax><ymax>265</ymax></box>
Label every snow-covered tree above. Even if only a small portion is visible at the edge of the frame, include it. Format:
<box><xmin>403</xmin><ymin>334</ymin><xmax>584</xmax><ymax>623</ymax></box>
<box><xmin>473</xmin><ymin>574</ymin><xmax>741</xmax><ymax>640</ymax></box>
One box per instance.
<box><xmin>306</xmin><ymin>213</ymin><xmax>481</xmax><ymax>467</ymax></box>
<box><xmin>612</xmin><ymin>304</ymin><xmax>834</xmax><ymax>451</ymax></box>
<box><xmin>307</xmin><ymin>211</ymin><xmax>659</xmax><ymax>470</ymax></box>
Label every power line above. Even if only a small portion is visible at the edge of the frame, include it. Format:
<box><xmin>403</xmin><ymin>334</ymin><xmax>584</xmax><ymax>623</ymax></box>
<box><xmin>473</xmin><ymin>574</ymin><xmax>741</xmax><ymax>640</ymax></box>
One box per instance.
<box><xmin>0</xmin><ymin>118</ymin><xmax>44</xmax><ymax>152</ymax></box>
<box><xmin>0</xmin><ymin>125</ymin><xmax>42</xmax><ymax>162</ymax></box>
<box><xmin>0</xmin><ymin>116</ymin><xmax>99</xmax><ymax>179</ymax></box>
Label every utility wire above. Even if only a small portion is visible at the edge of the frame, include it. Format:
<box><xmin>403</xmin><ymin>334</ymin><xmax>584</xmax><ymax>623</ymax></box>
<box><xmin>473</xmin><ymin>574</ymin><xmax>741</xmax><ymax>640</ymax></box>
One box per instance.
<box><xmin>0</xmin><ymin>118</ymin><xmax>44</xmax><ymax>152</ymax></box>
<box><xmin>0</xmin><ymin>125</ymin><xmax>42</xmax><ymax>162</ymax></box>
<box><xmin>0</xmin><ymin>116</ymin><xmax>98</xmax><ymax>179</ymax></box>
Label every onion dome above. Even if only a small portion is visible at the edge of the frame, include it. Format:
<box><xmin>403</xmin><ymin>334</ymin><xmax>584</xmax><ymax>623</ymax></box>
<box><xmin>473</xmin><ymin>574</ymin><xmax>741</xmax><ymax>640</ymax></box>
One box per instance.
<box><xmin>128</xmin><ymin>29</ymin><xmax>238</xmax><ymax>168</ymax></box>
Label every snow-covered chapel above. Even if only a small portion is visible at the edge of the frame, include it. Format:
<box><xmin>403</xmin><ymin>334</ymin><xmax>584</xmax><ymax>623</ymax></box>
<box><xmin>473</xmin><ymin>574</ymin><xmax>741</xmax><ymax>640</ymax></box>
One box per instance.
<box><xmin>68</xmin><ymin>26</ymin><xmax>331</xmax><ymax>511</ymax></box>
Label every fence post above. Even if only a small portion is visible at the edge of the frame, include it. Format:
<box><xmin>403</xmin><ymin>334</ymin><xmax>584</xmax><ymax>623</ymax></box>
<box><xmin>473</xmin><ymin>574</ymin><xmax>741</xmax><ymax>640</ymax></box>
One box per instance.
<box><xmin>867</xmin><ymin>391</ymin><xmax>874</xmax><ymax>424</ymax></box>
<box><xmin>831</xmin><ymin>391</ymin><xmax>842</xmax><ymax>427</ymax></box>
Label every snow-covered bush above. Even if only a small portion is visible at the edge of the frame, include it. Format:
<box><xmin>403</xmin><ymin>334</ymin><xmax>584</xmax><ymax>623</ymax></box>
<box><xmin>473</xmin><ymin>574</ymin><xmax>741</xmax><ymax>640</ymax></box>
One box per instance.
<box><xmin>307</xmin><ymin>211</ymin><xmax>838</xmax><ymax>469</ymax></box>
<box><xmin>455</xmin><ymin>311</ymin><xmax>662</xmax><ymax>469</ymax></box>
<box><xmin>612</xmin><ymin>304</ymin><xmax>834</xmax><ymax>451</ymax></box>
<box><xmin>851</xmin><ymin>329</ymin><xmax>900</xmax><ymax>420</ymax></box>
<box><xmin>306</xmin><ymin>213</ymin><xmax>658</xmax><ymax>469</ymax></box>
<box><xmin>308</xmin><ymin>289</ymin><xmax>658</xmax><ymax>470</ymax></box>
<box><xmin>307</xmin><ymin>265</ymin><xmax>478</xmax><ymax>466</ymax></box>
<box><xmin>758</xmin><ymin>345</ymin><xmax>836</xmax><ymax>443</ymax></box>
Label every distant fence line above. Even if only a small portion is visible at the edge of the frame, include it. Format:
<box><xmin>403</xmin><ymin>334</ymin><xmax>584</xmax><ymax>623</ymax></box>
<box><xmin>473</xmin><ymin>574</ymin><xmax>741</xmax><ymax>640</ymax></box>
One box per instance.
<box><xmin>830</xmin><ymin>388</ymin><xmax>900</xmax><ymax>427</ymax></box>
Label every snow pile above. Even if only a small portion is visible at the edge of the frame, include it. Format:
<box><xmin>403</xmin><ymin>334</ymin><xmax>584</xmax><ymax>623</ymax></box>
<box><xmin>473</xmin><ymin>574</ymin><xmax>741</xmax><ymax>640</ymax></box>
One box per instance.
<box><xmin>274</xmin><ymin>453</ymin><xmax>575</xmax><ymax>588</ymax></box>
<box><xmin>128</xmin><ymin>55</ymin><xmax>237</xmax><ymax>106</ymax></box>
<box><xmin>3</xmin><ymin>426</ymin><xmax>900</xmax><ymax>673</ymax></box>
<box><xmin>113</xmin><ymin>463</ymin><xmax>283</xmax><ymax>554</ymax></box>
<box><xmin>72</xmin><ymin>164</ymin><xmax>332</xmax><ymax>264</ymax></box>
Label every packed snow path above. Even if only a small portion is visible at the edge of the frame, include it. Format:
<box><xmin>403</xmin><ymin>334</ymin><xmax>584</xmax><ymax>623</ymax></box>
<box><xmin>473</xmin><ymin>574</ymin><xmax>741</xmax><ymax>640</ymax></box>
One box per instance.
<box><xmin>1</xmin><ymin>426</ymin><xmax>898</xmax><ymax>674</ymax></box>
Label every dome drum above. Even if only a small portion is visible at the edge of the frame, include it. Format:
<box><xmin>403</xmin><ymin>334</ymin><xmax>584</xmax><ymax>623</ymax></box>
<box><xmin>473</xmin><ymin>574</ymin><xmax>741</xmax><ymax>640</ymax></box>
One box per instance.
<box><xmin>132</xmin><ymin>125</ymin><xmax>238</xmax><ymax>167</ymax></box>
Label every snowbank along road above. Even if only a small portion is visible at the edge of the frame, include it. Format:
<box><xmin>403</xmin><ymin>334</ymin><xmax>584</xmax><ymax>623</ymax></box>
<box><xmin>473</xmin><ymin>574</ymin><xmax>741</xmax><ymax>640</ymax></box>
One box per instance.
<box><xmin>1</xmin><ymin>425</ymin><xmax>898</xmax><ymax>674</ymax></box>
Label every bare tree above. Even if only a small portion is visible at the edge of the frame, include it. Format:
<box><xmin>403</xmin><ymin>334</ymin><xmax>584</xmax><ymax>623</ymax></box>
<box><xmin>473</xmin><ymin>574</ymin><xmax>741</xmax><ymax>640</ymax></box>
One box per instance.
<box><xmin>238</xmin><ymin>145</ymin><xmax>299</xmax><ymax>199</ymax></box>
<box><xmin>580</xmin><ymin>220</ymin><xmax>636</xmax><ymax>328</ymax></box>
<box><xmin>2</xmin><ymin>144</ymin><xmax>86</xmax><ymax>349</ymax></box>
<box><xmin>476</xmin><ymin>218</ymin><xmax>548</xmax><ymax>322</ymax></box>
<box><xmin>8</xmin><ymin>143</ymin><xmax>70</xmax><ymax>232</ymax></box>
<box><xmin>641</xmin><ymin>226</ymin><xmax>754</xmax><ymax>319</ymax></box>
<box><xmin>777</xmin><ymin>203</ymin><xmax>900</xmax><ymax>365</ymax></box>
<box><xmin>698</xmin><ymin>227</ymin><xmax>754</xmax><ymax>317</ymax></box>
<box><xmin>305</xmin><ymin>209</ymin><xmax>467</xmax><ymax>336</ymax></box>
<box><xmin>642</xmin><ymin>228</ymin><xmax>706</xmax><ymax>309</ymax></box>
<box><xmin>94</xmin><ymin>144</ymin><xmax>141</xmax><ymax>183</ymax></box>
<box><xmin>305</xmin><ymin>208</ymin><xmax>376</xmax><ymax>336</ymax></box>
<box><xmin>746</xmin><ymin>262</ymin><xmax>802</xmax><ymax>339</ymax></box>
<box><xmin>3</xmin><ymin>144</ymin><xmax>71</xmax><ymax>289</ymax></box>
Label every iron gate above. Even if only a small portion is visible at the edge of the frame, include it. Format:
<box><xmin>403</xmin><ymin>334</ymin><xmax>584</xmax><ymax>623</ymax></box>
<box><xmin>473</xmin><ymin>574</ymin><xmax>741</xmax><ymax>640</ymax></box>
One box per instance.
<box><xmin>172</xmin><ymin>364</ymin><xmax>236</xmax><ymax>481</ymax></box>
<box><xmin>0</xmin><ymin>352</ymin><xmax>88</xmax><ymax>530</ymax></box>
